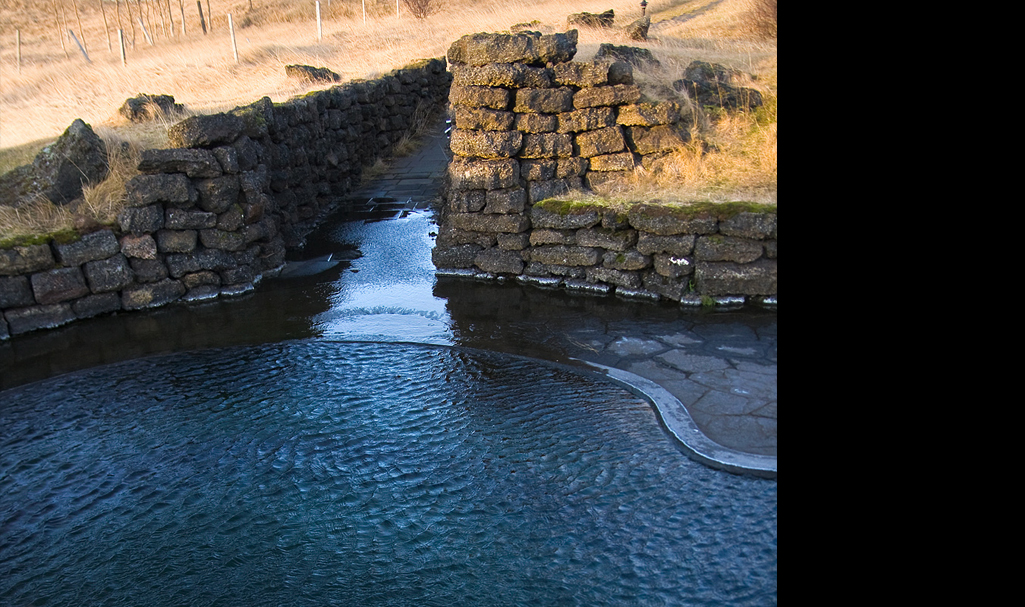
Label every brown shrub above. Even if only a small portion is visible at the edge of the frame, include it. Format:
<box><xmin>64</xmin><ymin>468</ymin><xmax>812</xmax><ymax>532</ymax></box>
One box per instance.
<box><xmin>402</xmin><ymin>0</ymin><xmax>443</xmax><ymax>19</ymax></box>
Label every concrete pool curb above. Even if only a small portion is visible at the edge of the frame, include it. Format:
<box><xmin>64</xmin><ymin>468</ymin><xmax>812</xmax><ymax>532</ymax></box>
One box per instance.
<box><xmin>330</xmin><ymin>339</ymin><xmax>775</xmax><ymax>477</ymax></box>
<box><xmin>574</xmin><ymin>359</ymin><xmax>777</xmax><ymax>479</ymax></box>
<box><xmin>341</xmin><ymin>339</ymin><xmax>776</xmax><ymax>479</ymax></box>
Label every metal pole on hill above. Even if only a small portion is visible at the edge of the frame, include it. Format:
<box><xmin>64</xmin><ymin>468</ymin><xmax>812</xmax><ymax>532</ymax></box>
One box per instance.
<box><xmin>68</xmin><ymin>29</ymin><xmax>91</xmax><ymax>61</ymax></box>
<box><xmin>229</xmin><ymin>13</ymin><xmax>238</xmax><ymax>63</ymax></box>
<box><xmin>119</xmin><ymin>28</ymin><xmax>126</xmax><ymax>65</ymax></box>
<box><xmin>134</xmin><ymin>0</ymin><xmax>148</xmax><ymax>41</ymax></box>
<box><xmin>139</xmin><ymin>17</ymin><xmax>154</xmax><ymax>44</ymax></box>
<box><xmin>316</xmin><ymin>2</ymin><xmax>322</xmax><ymax>41</ymax></box>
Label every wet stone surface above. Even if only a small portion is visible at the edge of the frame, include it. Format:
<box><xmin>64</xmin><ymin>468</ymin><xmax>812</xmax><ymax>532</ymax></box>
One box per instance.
<box><xmin>561</xmin><ymin>310</ymin><xmax>776</xmax><ymax>455</ymax></box>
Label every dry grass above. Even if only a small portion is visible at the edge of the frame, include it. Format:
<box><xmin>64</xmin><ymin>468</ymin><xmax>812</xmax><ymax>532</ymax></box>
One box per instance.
<box><xmin>0</xmin><ymin>124</ymin><xmax>154</xmax><ymax>244</ymax></box>
<box><xmin>78</xmin><ymin>128</ymin><xmax>146</xmax><ymax>225</ymax></box>
<box><xmin>1</xmin><ymin>0</ymin><xmax>776</xmax><ymax>240</ymax></box>
<box><xmin>0</xmin><ymin>198</ymin><xmax>75</xmax><ymax>245</ymax></box>
<box><xmin>628</xmin><ymin>0</ymin><xmax>778</xmax><ymax>203</ymax></box>
<box><xmin>631</xmin><ymin>111</ymin><xmax>777</xmax><ymax>204</ymax></box>
<box><xmin>524</xmin><ymin>0</ymin><xmax>779</xmax><ymax>206</ymax></box>
<box><xmin>1</xmin><ymin>0</ymin><xmax>673</xmax><ymax>150</ymax></box>
<box><xmin>391</xmin><ymin>98</ymin><xmax>441</xmax><ymax>157</ymax></box>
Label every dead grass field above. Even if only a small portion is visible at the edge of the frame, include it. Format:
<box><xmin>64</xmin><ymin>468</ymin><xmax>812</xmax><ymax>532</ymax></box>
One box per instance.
<box><xmin>1</xmin><ymin>0</ymin><xmax>776</xmax><ymax>239</ymax></box>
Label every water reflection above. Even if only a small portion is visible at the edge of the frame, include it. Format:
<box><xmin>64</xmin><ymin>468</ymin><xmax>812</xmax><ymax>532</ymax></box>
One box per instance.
<box><xmin>311</xmin><ymin>210</ymin><xmax>452</xmax><ymax>344</ymax></box>
<box><xmin>0</xmin><ymin>270</ymin><xmax>331</xmax><ymax>390</ymax></box>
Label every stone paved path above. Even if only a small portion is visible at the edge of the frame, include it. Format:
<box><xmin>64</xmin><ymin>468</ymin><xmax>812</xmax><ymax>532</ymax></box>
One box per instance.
<box><xmin>338</xmin><ymin>118</ymin><xmax>777</xmax><ymax>462</ymax></box>
<box><xmin>568</xmin><ymin>322</ymin><xmax>777</xmax><ymax>457</ymax></box>
<box><xmin>349</xmin><ymin>119</ymin><xmax>451</xmax><ymax>203</ymax></box>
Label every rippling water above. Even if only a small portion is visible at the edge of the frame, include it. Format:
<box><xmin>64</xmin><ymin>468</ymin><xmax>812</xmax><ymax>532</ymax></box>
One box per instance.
<box><xmin>0</xmin><ymin>341</ymin><xmax>776</xmax><ymax>606</ymax></box>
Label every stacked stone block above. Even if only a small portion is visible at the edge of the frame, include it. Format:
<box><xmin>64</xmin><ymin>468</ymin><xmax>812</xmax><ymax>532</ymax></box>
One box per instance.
<box><xmin>1</xmin><ymin>58</ymin><xmax>451</xmax><ymax>339</ymax></box>
<box><xmin>435</xmin><ymin>32</ymin><xmax>775</xmax><ymax>302</ymax></box>
<box><xmin>453</xmin><ymin>200</ymin><xmax>777</xmax><ymax>304</ymax></box>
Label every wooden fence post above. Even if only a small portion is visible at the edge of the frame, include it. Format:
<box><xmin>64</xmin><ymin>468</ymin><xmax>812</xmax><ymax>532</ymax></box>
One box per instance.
<box><xmin>115</xmin><ymin>0</ymin><xmax>123</xmax><ymax>42</ymax></box>
<box><xmin>316</xmin><ymin>1</ymin><xmax>322</xmax><ymax>41</ymax></box>
<box><xmin>197</xmin><ymin>1</ymin><xmax>207</xmax><ymax>34</ymax></box>
<box><xmin>118</xmin><ymin>28</ymin><xmax>126</xmax><ymax>65</ymax></box>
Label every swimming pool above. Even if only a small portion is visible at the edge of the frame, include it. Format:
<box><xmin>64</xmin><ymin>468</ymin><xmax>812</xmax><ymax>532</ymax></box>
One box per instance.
<box><xmin>0</xmin><ymin>340</ymin><xmax>776</xmax><ymax>606</ymax></box>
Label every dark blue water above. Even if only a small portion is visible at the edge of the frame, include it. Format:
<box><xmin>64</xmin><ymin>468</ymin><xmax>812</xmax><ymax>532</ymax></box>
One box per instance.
<box><xmin>0</xmin><ymin>341</ymin><xmax>775</xmax><ymax>606</ymax></box>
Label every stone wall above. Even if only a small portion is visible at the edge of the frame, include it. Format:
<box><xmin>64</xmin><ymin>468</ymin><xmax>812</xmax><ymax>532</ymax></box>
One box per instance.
<box><xmin>432</xmin><ymin>31</ymin><xmax>776</xmax><ymax>304</ymax></box>
<box><xmin>1</xmin><ymin>58</ymin><xmax>451</xmax><ymax>339</ymax></box>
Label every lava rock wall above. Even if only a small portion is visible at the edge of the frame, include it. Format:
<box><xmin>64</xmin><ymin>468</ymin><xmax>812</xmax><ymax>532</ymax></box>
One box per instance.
<box><xmin>1</xmin><ymin>58</ymin><xmax>451</xmax><ymax>339</ymax></box>
<box><xmin>433</xmin><ymin>32</ymin><xmax>775</xmax><ymax>304</ymax></box>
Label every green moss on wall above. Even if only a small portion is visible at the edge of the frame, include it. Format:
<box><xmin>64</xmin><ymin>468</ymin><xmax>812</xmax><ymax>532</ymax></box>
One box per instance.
<box><xmin>534</xmin><ymin>197</ymin><xmax>775</xmax><ymax>220</ymax></box>
<box><xmin>0</xmin><ymin>227</ymin><xmax>79</xmax><ymax>250</ymax></box>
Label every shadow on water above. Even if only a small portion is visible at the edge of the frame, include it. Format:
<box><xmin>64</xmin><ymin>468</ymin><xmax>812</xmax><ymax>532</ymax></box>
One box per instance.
<box><xmin>436</xmin><ymin>276</ymin><xmax>777</xmax><ymax>365</ymax></box>
<box><xmin>0</xmin><ymin>199</ymin><xmax>412</xmax><ymax>390</ymax></box>
<box><xmin>0</xmin><ymin>265</ymin><xmax>339</xmax><ymax>390</ymax></box>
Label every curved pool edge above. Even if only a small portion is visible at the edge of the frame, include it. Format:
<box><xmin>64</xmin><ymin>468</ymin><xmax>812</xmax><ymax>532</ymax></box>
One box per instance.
<box><xmin>573</xmin><ymin>359</ymin><xmax>778</xmax><ymax>479</ymax></box>
<box><xmin>0</xmin><ymin>337</ymin><xmax>777</xmax><ymax>479</ymax></box>
<box><xmin>301</xmin><ymin>339</ymin><xmax>777</xmax><ymax>479</ymax></box>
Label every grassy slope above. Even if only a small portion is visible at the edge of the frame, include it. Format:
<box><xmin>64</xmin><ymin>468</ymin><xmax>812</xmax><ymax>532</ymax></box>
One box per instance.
<box><xmin>2</xmin><ymin>0</ymin><xmax>685</xmax><ymax>149</ymax></box>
